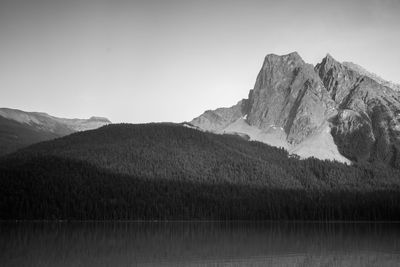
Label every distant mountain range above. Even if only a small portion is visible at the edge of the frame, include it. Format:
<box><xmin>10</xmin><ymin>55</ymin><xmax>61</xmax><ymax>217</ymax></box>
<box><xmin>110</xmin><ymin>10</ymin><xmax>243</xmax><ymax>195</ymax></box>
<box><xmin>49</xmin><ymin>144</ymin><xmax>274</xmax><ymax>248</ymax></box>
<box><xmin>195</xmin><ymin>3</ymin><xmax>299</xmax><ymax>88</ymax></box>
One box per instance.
<box><xmin>0</xmin><ymin>108</ymin><xmax>110</xmax><ymax>155</ymax></box>
<box><xmin>191</xmin><ymin>52</ymin><xmax>400</xmax><ymax>169</ymax></box>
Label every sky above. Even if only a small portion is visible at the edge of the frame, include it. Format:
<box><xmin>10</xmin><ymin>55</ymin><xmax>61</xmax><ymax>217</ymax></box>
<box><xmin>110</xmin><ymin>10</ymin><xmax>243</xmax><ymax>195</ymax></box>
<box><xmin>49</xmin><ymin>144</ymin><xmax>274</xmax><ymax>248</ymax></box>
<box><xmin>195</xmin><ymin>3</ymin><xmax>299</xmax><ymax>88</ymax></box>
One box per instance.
<box><xmin>1</xmin><ymin>0</ymin><xmax>399</xmax><ymax>123</ymax></box>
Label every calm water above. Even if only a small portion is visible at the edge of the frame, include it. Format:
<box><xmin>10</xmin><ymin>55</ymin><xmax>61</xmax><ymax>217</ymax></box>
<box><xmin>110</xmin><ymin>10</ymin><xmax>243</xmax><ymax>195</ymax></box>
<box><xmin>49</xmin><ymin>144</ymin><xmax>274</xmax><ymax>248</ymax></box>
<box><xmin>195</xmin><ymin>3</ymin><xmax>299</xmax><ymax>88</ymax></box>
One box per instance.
<box><xmin>0</xmin><ymin>222</ymin><xmax>400</xmax><ymax>267</ymax></box>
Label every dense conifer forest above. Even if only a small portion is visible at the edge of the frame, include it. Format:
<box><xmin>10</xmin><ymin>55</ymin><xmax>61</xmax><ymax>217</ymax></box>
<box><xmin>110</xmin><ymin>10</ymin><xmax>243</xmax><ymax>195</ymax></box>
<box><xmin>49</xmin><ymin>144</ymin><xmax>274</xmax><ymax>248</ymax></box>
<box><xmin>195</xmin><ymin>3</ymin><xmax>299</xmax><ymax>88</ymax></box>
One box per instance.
<box><xmin>1</xmin><ymin>123</ymin><xmax>400</xmax><ymax>220</ymax></box>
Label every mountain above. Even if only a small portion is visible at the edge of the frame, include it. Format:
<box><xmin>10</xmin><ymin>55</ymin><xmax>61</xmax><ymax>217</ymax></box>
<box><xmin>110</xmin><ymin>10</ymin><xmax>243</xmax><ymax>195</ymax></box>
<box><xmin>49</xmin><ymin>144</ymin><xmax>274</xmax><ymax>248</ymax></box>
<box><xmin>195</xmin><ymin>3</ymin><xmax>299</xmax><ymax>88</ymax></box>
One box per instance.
<box><xmin>316</xmin><ymin>55</ymin><xmax>400</xmax><ymax>168</ymax></box>
<box><xmin>1</xmin><ymin>123</ymin><xmax>400</xmax><ymax>220</ymax></box>
<box><xmin>0</xmin><ymin>108</ymin><xmax>111</xmax><ymax>155</ymax></box>
<box><xmin>191</xmin><ymin>52</ymin><xmax>400</xmax><ymax>168</ymax></box>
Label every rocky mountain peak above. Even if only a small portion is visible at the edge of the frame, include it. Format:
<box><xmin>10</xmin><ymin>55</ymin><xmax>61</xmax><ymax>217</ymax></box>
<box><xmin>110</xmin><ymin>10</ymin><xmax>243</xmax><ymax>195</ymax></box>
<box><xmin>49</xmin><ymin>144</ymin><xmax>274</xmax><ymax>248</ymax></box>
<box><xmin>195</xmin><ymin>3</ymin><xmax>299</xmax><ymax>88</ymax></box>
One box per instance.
<box><xmin>261</xmin><ymin>52</ymin><xmax>304</xmax><ymax>70</ymax></box>
<box><xmin>324</xmin><ymin>53</ymin><xmax>336</xmax><ymax>61</ymax></box>
<box><xmin>316</xmin><ymin>53</ymin><xmax>342</xmax><ymax>72</ymax></box>
<box><xmin>191</xmin><ymin>52</ymin><xmax>346</xmax><ymax>162</ymax></box>
<box><xmin>191</xmin><ymin>52</ymin><xmax>400</xmax><ymax>168</ymax></box>
<box><xmin>315</xmin><ymin>53</ymin><xmax>361</xmax><ymax>104</ymax></box>
<box><xmin>248</xmin><ymin>52</ymin><xmax>333</xmax><ymax>140</ymax></box>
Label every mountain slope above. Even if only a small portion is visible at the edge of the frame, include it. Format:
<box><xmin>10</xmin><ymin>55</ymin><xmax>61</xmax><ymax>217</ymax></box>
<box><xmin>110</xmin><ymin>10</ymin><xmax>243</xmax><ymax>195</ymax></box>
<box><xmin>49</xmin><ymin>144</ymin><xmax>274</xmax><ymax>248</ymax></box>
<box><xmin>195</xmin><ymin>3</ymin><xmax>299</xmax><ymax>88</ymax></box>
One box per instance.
<box><xmin>190</xmin><ymin>100</ymin><xmax>247</xmax><ymax>133</ymax></box>
<box><xmin>317</xmin><ymin>56</ymin><xmax>400</xmax><ymax>167</ymax></box>
<box><xmin>0</xmin><ymin>108</ymin><xmax>111</xmax><ymax>156</ymax></box>
<box><xmin>1</xmin><ymin>123</ymin><xmax>400</xmax><ymax>220</ymax></box>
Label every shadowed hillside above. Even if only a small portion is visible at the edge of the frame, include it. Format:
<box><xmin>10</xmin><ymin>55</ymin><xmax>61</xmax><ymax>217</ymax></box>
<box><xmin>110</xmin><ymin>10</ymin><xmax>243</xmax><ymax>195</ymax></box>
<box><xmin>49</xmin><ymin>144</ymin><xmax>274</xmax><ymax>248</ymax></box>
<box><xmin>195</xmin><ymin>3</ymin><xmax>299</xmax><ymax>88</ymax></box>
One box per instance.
<box><xmin>1</xmin><ymin>123</ymin><xmax>400</xmax><ymax>220</ymax></box>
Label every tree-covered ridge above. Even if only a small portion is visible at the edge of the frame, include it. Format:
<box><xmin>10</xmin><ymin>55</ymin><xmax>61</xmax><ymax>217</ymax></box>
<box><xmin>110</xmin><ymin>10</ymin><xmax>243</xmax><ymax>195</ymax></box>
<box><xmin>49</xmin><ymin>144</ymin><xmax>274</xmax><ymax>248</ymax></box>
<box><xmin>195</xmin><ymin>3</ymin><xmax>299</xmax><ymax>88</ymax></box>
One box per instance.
<box><xmin>1</xmin><ymin>123</ymin><xmax>400</xmax><ymax>220</ymax></box>
<box><xmin>9</xmin><ymin>123</ymin><xmax>400</xmax><ymax>190</ymax></box>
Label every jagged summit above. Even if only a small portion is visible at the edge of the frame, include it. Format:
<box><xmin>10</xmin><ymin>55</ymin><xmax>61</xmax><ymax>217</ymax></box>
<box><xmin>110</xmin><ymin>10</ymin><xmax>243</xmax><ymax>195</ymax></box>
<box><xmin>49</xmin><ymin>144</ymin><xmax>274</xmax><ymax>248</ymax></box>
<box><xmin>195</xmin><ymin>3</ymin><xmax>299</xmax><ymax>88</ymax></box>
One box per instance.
<box><xmin>315</xmin><ymin>54</ymin><xmax>358</xmax><ymax>103</ymax></box>
<box><xmin>264</xmin><ymin>51</ymin><xmax>302</xmax><ymax>59</ymax></box>
<box><xmin>261</xmin><ymin>52</ymin><xmax>304</xmax><ymax>68</ymax></box>
<box><xmin>249</xmin><ymin>52</ymin><xmax>333</xmax><ymax>143</ymax></box>
<box><xmin>317</xmin><ymin>53</ymin><xmax>342</xmax><ymax>70</ymax></box>
<box><xmin>324</xmin><ymin>53</ymin><xmax>336</xmax><ymax>61</ymax></box>
<box><xmin>265</xmin><ymin>51</ymin><xmax>300</xmax><ymax>57</ymax></box>
<box><xmin>192</xmin><ymin>52</ymin><xmax>346</xmax><ymax>163</ymax></box>
<box><xmin>191</xmin><ymin>52</ymin><xmax>400</xmax><ymax>168</ymax></box>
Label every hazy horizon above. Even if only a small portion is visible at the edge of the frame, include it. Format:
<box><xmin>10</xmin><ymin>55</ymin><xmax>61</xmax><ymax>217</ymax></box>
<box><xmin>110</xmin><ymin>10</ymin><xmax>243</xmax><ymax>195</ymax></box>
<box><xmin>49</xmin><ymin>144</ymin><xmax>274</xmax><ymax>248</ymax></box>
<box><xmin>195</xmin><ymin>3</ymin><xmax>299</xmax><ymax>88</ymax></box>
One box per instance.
<box><xmin>1</xmin><ymin>0</ymin><xmax>399</xmax><ymax>123</ymax></box>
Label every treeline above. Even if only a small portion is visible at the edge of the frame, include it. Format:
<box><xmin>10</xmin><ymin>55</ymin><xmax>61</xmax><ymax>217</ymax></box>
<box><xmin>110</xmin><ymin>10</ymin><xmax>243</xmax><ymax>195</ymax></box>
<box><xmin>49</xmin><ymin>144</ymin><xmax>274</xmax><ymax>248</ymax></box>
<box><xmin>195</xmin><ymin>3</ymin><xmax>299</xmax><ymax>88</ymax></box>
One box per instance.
<box><xmin>1</xmin><ymin>156</ymin><xmax>400</xmax><ymax>220</ymax></box>
<box><xmin>1</xmin><ymin>123</ymin><xmax>400</xmax><ymax>220</ymax></box>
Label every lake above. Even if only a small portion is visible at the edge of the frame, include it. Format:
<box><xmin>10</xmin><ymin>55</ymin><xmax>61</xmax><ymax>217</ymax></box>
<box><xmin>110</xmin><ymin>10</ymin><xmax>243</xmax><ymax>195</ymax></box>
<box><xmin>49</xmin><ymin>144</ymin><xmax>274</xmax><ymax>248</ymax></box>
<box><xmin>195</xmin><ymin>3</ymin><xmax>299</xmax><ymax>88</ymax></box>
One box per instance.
<box><xmin>1</xmin><ymin>221</ymin><xmax>400</xmax><ymax>266</ymax></box>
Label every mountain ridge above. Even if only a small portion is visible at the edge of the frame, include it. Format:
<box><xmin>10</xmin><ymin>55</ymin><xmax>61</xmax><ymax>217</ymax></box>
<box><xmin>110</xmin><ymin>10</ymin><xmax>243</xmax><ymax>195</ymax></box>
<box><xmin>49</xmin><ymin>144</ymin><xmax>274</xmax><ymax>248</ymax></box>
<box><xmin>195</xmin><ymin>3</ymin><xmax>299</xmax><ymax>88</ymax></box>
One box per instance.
<box><xmin>2</xmin><ymin>123</ymin><xmax>400</xmax><ymax>220</ymax></box>
<box><xmin>342</xmin><ymin>61</ymin><xmax>400</xmax><ymax>92</ymax></box>
<box><xmin>191</xmin><ymin>52</ymin><xmax>400</xmax><ymax>168</ymax></box>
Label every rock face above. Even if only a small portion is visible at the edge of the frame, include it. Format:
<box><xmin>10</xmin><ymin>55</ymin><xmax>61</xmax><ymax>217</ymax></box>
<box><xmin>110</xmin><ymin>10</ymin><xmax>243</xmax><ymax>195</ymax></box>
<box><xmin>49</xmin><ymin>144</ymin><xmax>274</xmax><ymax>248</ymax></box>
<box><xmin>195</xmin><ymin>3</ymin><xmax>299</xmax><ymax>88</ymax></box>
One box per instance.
<box><xmin>317</xmin><ymin>56</ymin><xmax>400</xmax><ymax>167</ymax></box>
<box><xmin>190</xmin><ymin>100</ymin><xmax>247</xmax><ymax>133</ymax></box>
<box><xmin>315</xmin><ymin>54</ymin><xmax>361</xmax><ymax>104</ymax></box>
<box><xmin>0</xmin><ymin>108</ymin><xmax>111</xmax><ymax>156</ymax></box>
<box><xmin>246</xmin><ymin>52</ymin><xmax>335</xmax><ymax>145</ymax></box>
<box><xmin>191</xmin><ymin>52</ymin><xmax>400</xmax><ymax>168</ymax></box>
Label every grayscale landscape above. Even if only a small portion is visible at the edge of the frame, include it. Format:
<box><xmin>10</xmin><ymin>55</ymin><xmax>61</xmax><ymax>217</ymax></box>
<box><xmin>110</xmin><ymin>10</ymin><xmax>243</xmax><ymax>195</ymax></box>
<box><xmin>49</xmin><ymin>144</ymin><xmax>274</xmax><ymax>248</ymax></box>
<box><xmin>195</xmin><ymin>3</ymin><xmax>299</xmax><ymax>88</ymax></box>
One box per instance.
<box><xmin>0</xmin><ymin>0</ymin><xmax>399</xmax><ymax>266</ymax></box>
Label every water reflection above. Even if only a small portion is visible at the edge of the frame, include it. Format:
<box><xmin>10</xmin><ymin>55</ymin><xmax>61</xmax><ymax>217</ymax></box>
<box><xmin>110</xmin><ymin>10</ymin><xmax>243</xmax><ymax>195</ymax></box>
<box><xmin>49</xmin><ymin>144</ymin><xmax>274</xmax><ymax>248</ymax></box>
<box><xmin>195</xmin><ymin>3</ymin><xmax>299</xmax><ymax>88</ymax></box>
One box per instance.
<box><xmin>0</xmin><ymin>221</ymin><xmax>400</xmax><ymax>266</ymax></box>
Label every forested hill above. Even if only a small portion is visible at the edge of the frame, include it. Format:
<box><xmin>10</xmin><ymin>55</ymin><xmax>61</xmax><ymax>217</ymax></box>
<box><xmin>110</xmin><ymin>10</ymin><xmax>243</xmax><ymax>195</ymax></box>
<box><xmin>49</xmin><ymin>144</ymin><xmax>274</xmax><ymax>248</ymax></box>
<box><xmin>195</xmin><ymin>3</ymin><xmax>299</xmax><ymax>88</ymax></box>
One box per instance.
<box><xmin>1</xmin><ymin>123</ymin><xmax>400</xmax><ymax>220</ymax></box>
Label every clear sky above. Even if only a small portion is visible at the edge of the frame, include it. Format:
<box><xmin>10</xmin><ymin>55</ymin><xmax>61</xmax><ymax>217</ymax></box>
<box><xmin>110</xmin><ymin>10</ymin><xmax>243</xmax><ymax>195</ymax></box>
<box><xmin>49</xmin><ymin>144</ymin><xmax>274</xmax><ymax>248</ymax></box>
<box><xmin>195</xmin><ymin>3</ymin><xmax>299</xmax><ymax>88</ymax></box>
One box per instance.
<box><xmin>1</xmin><ymin>0</ymin><xmax>399</xmax><ymax>123</ymax></box>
